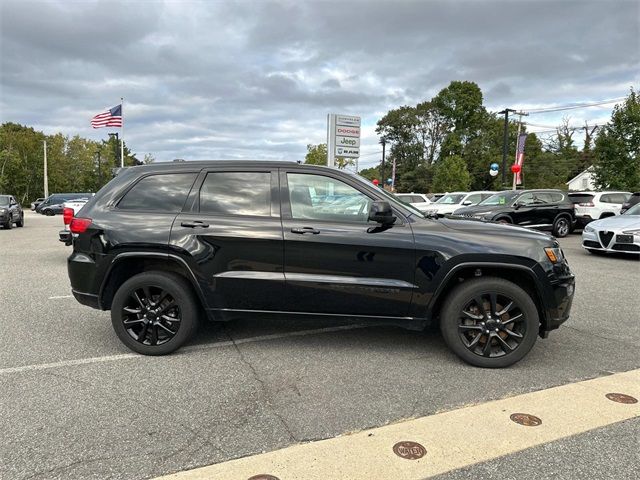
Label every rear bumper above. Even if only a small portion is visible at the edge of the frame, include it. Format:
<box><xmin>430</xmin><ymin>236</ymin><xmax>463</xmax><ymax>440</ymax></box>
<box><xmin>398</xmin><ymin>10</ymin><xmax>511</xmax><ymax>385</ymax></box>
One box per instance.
<box><xmin>68</xmin><ymin>251</ymin><xmax>102</xmax><ymax>309</ymax></box>
<box><xmin>575</xmin><ymin>215</ymin><xmax>593</xmax><ymax>228</ymax></box>
<box><xmin>59</xmin><ymin>229</ymin><xmax>72</xmax><ymax>245</ymax></box>
<box><xmin>72</xmin><ymin>289</ymin><xmax>100</xmax><ymax>309</ymax></box>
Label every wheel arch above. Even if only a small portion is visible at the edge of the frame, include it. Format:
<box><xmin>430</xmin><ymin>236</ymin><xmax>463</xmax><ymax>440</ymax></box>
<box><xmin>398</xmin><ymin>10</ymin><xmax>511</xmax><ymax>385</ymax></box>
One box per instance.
<box><xmin>99</xmin><ymin>253</ymin><xmax>211</xmax><ymax>318</ymax></box>
<box><xmin>428</xmin><ymin>263</ymin><xmax>548</xmax><ymax>336</ymax></box>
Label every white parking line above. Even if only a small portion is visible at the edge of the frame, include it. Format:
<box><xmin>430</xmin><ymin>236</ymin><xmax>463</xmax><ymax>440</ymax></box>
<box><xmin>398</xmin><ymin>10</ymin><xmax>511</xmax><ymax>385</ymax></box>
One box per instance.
<box><xmin>0</xmin><ymin>324</ymin><xmax>370</xmax><ymax>375</ymax></box>
<box><xmin>48</xmin><ymin>295</ymin><xmax>74</xmax><ymax>299</ymax></box>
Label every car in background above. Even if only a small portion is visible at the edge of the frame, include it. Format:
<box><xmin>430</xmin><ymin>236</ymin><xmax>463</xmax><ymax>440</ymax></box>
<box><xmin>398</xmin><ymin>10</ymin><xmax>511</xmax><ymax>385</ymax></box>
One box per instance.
<box><xmin>569</xmin><ymin>191</ymin><xmax>630</xmax><ymax>228</ymax></box>
<box><xmin>59</xmin><ymin>197</ymin><xmax>91</xmax><ymax>244</ymax></box>
<box><xmin>395</xmin><ymin>192</ymin><xmax>431</xmax><ymax>213</ymax></box>
<box><xmin>30</xmin><ymin>197</ymin><xmax>45</xmax><ymax>211</ymax></box>
<box><xmin>0</xmin><ymin>195</ymin><xmax>24</xmax><ymax>229</ymax></box>
<box><xmin>426</xmin><ymin>191</ymin><xmax>494</xmax><ymax>216</ymax></box>
<box><xmin>453</xmin><ymin>189</ymin><xmax>576</xmax><ymax>238</ymax></box>
<box><xmin>428</xmin><ymin>193</ymin><xmax>444</xmax><ymax>202</ymax></box>
<box><xmin>620</xmin><ymin>192</ymin><xmax>640</xmax><ymax>214</ymax></box>
<box><xmin>36</xmin><ymin>193</ymin><xmax>93</xmax><ymax>215</ymax></box>
<box><xmin>582</xmin><ymin>203</ymin><xmax>640</xmax><ymax>255</ymax></box>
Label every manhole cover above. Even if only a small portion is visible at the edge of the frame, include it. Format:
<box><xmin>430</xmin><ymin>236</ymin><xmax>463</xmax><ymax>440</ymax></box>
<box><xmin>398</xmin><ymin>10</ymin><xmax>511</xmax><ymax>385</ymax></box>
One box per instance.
<box><xmin>392</xmin><ymin>441</ymin><xmax>427</xmax><ymax>460</ymax></box>
<box><xmin>510</xmin><ymin>413</ymin><xmax>542</xmax><ymax>427</ymax></box>
<box><xmin>248</xmin><ymin>475</ymin><xmax>280</xmax><ymax>480</ymax></box>
<box><xmin>605</xmin><ymin>393</ymin><xmax>638</xmax><ymax>404</ymax></box>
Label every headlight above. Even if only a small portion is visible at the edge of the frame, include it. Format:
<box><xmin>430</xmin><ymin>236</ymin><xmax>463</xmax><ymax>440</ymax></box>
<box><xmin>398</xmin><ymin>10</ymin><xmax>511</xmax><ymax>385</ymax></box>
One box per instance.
<box><xmin>584</xmin><ymin>225</ymin><xmax>595</xmax><ymax>233</ymax></box>
<box><xmin>622</xmin><ymin>229</ymin><xmax>640</xmax><ymax>236</ymax></box>
<box><xmin>544</xmin><ymin>247</ymin><xmax>565</xmax><ymax>263</ymax></box>
<box><xmin>0</xmin><ymin>208</ymin><xmax>6</xmax><ymax>214</ymax></box>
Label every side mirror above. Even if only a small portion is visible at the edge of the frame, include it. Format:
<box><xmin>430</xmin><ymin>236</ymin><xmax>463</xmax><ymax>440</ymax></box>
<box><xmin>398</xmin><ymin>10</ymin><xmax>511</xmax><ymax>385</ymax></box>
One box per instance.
<box><xmin>514</xmin><ymin>202</ymin><xmax>521</xmax><ymax>210</ymax></box>
<box><xmin>462</xmin><ymin>200</ymin><xmax>472</xmax><ymax>206</ymax></box>
<box><xmin>368</xmin><ymin>201</ymin><xmax>396</xmax><ymax>225</ymax></box>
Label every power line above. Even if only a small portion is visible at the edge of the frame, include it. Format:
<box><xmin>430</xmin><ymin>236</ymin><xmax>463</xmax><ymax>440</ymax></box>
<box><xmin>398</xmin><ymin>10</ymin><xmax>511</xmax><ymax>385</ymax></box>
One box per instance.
<box><xmin>524</xmin><ymin>97</ymin><xmax>625</xmax><ymax>114</ymax></box>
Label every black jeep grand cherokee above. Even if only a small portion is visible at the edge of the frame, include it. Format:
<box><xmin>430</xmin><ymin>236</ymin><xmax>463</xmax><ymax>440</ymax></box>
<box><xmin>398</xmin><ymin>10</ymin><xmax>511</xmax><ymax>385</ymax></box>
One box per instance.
<box><xmin>67</xmin><ymin>161</ymin><xmax>574</xmax><ymax>368</ymax></box>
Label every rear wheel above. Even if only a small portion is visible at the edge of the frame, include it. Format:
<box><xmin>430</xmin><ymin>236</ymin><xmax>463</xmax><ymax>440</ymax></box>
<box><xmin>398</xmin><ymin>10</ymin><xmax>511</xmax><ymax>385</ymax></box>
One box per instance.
<box><xmin>111</xmin><ymin>271</ymin><xmax>199</xmax><ymax>355</ymax></box>
<box><xmin>495</xmin><ymin>217</ymin><xmax>512</xmax><ymax>224</ymax></box>
<box><xmin>552</xmin><ymin>216</ymin><xmax>570</xmax><ymax>238</ymax></box>
<box><xmin>439</xmin><ymin>277</ymin><xmax>539</xmax><ymax>368</ymax></box>
<box><xmin>44</xmin><ymin>209</ymin><xmax>54</xmax><ymax>216</ymax></box>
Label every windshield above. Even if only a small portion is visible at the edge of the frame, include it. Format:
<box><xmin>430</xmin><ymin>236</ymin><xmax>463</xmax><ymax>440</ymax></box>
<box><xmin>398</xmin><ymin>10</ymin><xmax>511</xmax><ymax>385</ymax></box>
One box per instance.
<box><xmin>436</xmin><ymin>194</ymin><xmax>465</xmax><ymax>204</ymax></box>
<box><xmin>479</xmin><ymin>191</ymin><xmax>520</xmax><ymax>206</ymax></box>
<box><xmin>624</xmin><ymin>204</ymin><xmax>640</xmax><ymax>215</ymax></box>
<box><xmin>350</xmin><ymin>173</ymin><xmax>425</xmax><ymax>218</ymax></box>
<box><xmin>568</xmin><ymin>193</ymin><xmax>594</xmax><ymax>204</ymax></box>
<box><xmin>0</xmin><ymin>195</ymin><xmax>10</xmax><ymax>206</ymax></box>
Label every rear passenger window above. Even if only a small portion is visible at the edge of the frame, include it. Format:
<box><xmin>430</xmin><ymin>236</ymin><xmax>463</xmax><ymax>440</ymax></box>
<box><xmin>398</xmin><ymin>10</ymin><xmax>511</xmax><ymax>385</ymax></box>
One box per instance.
<box><xmin>118</xmin><ymin>173</ymin><xmax>197</xmax><ymax>212</ymax></box>
<box><xmin>199</xmin><ymin>171</ymin><xmax>271</xmax><ymax>216</ymax></box>
<box><xmin>548</xmin><ymin>193</ymin><xmax>564</xmax><ymax>203</ymax></box>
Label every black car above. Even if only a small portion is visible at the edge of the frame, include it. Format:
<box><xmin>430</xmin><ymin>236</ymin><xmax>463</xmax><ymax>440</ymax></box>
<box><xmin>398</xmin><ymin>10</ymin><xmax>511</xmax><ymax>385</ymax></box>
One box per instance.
<box><xmin>36</xmin><ymin>193</ymin><xmax>93</xmax><ymax>215</ymax></box>
<box><xmin>0</xmin><ymin>195</ymin><xmax>24</xmax><ymax>229</ymax></box>
<box><xmin>67</xmin><ymin>161</ymin><xmax>575</xmax><ymax>368</ymax></box>
<box><xmin>30</xmin><ymin>197</ymin><xmax>45</xmax><ymax>211</ymax></box>
<box><xmin>620</xmin><ymin>192</ymin><xmax>640</xmax><ymax>214</ymax></box>
<box><xmin>453</xmin><ymin>189</ymin><xmax>576</xmax><ymax>238</ymax></box>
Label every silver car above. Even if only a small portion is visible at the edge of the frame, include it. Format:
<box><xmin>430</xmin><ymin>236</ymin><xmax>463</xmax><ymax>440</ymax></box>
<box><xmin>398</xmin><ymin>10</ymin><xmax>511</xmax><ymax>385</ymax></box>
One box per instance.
<box><xmin>582</xmin><ymin>203</ymin><xmax>640</xmax><ymax>255</ymax></box>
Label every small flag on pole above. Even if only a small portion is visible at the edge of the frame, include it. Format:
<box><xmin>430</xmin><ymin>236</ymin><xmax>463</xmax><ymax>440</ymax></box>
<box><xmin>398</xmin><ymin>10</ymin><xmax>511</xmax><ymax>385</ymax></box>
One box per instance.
<box><xmin>515</xmin><ymin>133</ymin><xmax>527</xmax><ymax>185</ymax></box>
<box><xmin>91</xmin><ymin>104</ymin><xmax>123</xmax><ymax>128</ymax></box>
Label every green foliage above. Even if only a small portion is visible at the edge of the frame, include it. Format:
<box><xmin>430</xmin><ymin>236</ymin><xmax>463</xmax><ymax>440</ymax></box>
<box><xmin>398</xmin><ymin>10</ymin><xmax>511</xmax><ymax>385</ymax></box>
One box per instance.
<box><xmin>304</xmin><ymin>143</ymin><xmax>327</xmax><ymax>165</ymax></box>
<box><xmin>432</xmin><ymin>156</ymin><xmax>471</xmax><ymax>192</ymax></box>
<box><xmin>593</xmin><ymin>89</ymin><xmax>640</xmax><ymax>190</ymax></box>
<box><xmin>358</xmin><ymin>165</ymin><xmax>380</xmax><ymax>181</ymax></box>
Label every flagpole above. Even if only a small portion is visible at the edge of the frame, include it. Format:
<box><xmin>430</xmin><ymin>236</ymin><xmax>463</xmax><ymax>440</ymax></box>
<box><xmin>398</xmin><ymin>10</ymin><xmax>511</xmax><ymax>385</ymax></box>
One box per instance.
<box><xmin>120</xmin><ymin>97</ymin><xmax>124</xmax><ymax>168</ymax></box>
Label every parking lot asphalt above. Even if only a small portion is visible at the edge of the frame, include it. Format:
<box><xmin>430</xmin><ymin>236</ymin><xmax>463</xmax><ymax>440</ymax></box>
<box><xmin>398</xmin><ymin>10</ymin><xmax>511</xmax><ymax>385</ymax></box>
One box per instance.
<box><xmin>1</xmin><ymin>212</ymin><xmax>639</xmax><ymax>480</ymax></box>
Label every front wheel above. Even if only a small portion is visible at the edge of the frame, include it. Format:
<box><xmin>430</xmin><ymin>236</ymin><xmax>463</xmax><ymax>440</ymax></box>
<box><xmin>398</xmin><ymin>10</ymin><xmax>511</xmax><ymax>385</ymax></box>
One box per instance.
<box><xmin>44</xmin><ymin>209</ymin><xmax>54</xmax><ymax>216</ymax></box>
<box><xmin>16</xmin><ymin>214</ymin><xmax>24</xmax><ymax>227</ymax></box>
<box><xmin>552</xmin><ymin>216</ymin><xmax>570</xmax><ymax>238</ymax></box>
<box><xmin>439</xmin><ymin>277</ymin><xmax>539</xmax><ymax>368</ymax></box>
<box><xmin>111</xmin><ymin>271</ymin><xmax>199</xmax><ymax>355</ymax></box>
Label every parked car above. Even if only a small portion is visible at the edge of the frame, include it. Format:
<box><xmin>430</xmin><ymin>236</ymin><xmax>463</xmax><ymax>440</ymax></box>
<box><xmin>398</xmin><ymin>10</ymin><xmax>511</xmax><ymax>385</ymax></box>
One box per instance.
<box><xmin>59</xmin><ymin>197</ymin><xmax>91</xmax><ymax>244</ymax></box>
<box><xmin>569</xmin><ymin>191</ymin><xmax>631</xmax><ymax>228</ymax></box>
<box><xmin>453</xmin><ymin>189</ymin><xmax>576</xmax><ymax>238</ymax></box>
<box><xmin>427</xmin><ymin>191</ymin><xmax>494</xmax><ymax>216</ymax></box>
<box><xmin>36</xmin><ymin>193</ymin><xmax>93</xmax><ymax>215</ymax></box>
<box><xmin>66</xmin><ymin>161</ymin><xmax>575</xmax><ymax>368</ymax></box>
<box><xmin>620</xmin><ymin>192</ymin><xmax>640</xmax><ymax>214</ymax></box>
<box><xmin>0</xmin><ymin>195</ymin><xmax>24</xmax><ymax>229</ymax></box>
<box><xmin>395</xmin><ymin>193</ymin><xmax>431</xmax><ymax>213</ymax></box>
<box><xmin>582</xmin><ymin>203</ymin><xmax>640</xmax><ymax>255</ymax></box>
<box><xmin>30</xmin><ymin>197</ymin><xmax>45</xmax><ymax>211</ymax></box>
<box><xmin>428</xmin><ymin>193</ymin><xmax>445</xmax><ymax>202</ymax></box>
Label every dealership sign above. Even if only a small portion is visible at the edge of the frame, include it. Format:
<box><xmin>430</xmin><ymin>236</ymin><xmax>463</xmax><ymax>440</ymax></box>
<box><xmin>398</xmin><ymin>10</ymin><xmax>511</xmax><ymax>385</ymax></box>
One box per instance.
<box><xmin>327</xmin><ymin>114</ymin><xmax>361</xmax><ymax>164</ymax></box>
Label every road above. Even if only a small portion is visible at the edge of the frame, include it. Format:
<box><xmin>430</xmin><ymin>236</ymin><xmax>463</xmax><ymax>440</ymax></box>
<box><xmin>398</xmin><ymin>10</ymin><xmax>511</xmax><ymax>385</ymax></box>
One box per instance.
<box><xmin>1</xmin><ymin>212</ymin><xmax>638</xmax><ymax>480</ymax></box>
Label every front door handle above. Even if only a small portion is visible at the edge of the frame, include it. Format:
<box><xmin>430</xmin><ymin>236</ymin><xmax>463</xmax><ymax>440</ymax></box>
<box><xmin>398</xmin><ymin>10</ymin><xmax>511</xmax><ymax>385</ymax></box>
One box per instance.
<box><xmin>291</xmin><ymin>226</ymin><xmax>320</xmax><ymax>234</ymax></box>
<box><xmin>181</xmin><ymin>221</ymin><xmax>209</xmax><ymax>228</ymax></box>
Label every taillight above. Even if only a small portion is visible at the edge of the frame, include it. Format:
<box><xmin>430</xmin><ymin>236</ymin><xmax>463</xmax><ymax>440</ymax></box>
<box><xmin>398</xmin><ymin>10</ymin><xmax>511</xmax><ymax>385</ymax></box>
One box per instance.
<box><xmin>63</xmin><ymin>207</ymin><xmax>74</xmax><ymax>225</ymax></box>
<box><xmin>69</xmin><ymin>217</ymin><xmax>91</xmax><ymax>234</ymax></box>
<box><xmin>578</xmin><ymin>202</ymin><xmax>594</xmax><ymax>207</ymax></box>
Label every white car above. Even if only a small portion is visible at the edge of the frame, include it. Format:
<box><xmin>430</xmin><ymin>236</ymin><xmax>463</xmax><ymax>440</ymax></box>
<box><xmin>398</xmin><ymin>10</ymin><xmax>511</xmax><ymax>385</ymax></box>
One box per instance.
<box><xmin>428</xmin><ymin>191</ymin><xmax>494</xmax><ymax>216</ymax></box>
<box><xmin>582</xmin><ymin>203</ymin><xmax>640</xmax><ymax>255</ymax></box>
<box><xmin>59</xmin><ymin>197</ymin><xmax>91</xmax><ymax>243</ymax></box>
<box><xmin>569</xmin><ymin>191</ymin><xmax>631</xmax><ymax>228</ymax></box>
<box><xmin>395</xmin><ymin>193</ymin><xmax>432</xmax><ymax>213</ymax></box>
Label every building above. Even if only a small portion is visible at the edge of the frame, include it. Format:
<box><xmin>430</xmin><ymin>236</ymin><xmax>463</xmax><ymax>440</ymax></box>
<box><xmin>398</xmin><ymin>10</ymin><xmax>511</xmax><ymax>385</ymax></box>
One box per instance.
<box><xmin>567</xmin><ymin>167</ymin><xmax>596</xmax><ymax>191</ymax></box>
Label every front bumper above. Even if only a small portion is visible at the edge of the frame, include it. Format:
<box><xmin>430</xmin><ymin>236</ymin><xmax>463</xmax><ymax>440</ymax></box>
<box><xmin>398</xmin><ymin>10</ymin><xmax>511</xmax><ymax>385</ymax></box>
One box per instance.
<box><xmin>542</xmin><ymin>274</ymin><xmax>575</xmax><ymax>334</ymax></box>
<box><xmin>582</xmin><ymin>229</ymin><xmax>640</xmax><ymax>254</ymax></box>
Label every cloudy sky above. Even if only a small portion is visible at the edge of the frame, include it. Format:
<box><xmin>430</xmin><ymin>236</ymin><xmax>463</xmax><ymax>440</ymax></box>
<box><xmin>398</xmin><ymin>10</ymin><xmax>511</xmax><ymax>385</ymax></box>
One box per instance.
<box><xmin>1</xmin><ymin>0</ymin><xmax>638</xmax><ymax>169</ymax></box>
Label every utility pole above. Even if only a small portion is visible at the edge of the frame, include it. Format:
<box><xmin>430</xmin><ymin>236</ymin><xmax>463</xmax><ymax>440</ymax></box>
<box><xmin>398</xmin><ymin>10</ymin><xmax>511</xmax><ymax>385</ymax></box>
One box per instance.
<box><xmin>379</xmin><ymin>138</ymin><xmax>386</xmax><ymax>187</ymax></box>
<box><xmin>43</xmin><ymin>140</ymin><xmax>49</xmax><ymax>198</ymax></box>
<box><xmin>498</xmin><ymin>109</ymin><xmax>516</xmax><ymax>185</ymax></box>
<box><xmin>96</xmin><ymin>150</ymin><xmax>102</xmax><ymax>187</ymax></box>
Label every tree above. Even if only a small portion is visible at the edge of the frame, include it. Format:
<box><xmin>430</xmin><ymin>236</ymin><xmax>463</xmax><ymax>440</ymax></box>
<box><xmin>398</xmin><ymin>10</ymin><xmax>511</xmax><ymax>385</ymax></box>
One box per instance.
<box><xmin>432</xmin><ymin>156</ymin><xmax>471</xmax><ymax>192</ymax></box>
<box><xmin>304</xmin><ymin>143</ymin><xmax>327</xmax><ymax>165</ymax></box>
<box><xmin>593</xmin><ymin>89</ymin><xmax>640</xmax><ymax>190</ymax></box>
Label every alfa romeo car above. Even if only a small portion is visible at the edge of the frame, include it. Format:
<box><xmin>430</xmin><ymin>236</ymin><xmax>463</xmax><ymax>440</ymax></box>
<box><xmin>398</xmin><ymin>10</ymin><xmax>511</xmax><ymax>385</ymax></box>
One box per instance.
<box><xmin>582</xmin><ymin>203</ymin><xmax>640</xmax><ymax>255</ymax></box>
<box><xmin>67</xmin><ymin>161</ymin><xmax>575</xmax><ymax>368</ymax></box>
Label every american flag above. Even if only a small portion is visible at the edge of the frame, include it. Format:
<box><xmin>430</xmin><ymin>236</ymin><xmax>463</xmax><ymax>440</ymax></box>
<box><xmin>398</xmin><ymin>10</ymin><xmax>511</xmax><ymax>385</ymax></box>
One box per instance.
<box><xmin>91</xmin><ymin>104</ymin><xmax>123</xmax><ymax>128</ymax></box>
<box><xmin>515</xmin><ymin>133</ymin><xmax>527</xmax><ymax>185</ymax></box>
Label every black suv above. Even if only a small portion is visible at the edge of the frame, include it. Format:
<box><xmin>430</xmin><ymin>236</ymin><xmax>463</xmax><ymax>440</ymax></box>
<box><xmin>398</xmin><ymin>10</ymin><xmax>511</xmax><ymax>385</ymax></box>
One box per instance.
<box><xmin>0</xmin><ymin>195</ymin><xmax>24</xmax><ymax>229</ymax></box>
<box><xmin>453</xmin><ymin>189</ymin><xmax>576</xmax><ymax>238</ymax></box>
<box><xmin>67</xmin><ymin>162</ymin><xmax>575</xmax><ymax>368</ymax></box>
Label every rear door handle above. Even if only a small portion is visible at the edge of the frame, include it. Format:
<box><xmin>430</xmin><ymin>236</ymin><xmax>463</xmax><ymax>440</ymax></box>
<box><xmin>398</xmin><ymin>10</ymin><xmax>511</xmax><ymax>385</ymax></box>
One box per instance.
<box><xmin>291</xmin><ymin>227</ymin><xmax>320</xmax><ymax>234</ymax></box>
<box><xmin>181</xmin><ymin>221</ymin><xmax>209</xmax><ymax>228</ymax></box>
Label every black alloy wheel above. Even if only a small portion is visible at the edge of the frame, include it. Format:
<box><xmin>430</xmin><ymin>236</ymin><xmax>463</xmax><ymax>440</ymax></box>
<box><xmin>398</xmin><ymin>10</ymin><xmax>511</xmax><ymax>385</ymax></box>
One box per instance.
<box><xmin>553</xmin><ymin>217</ymin><xmax>570</xmax><ymax>238</ymax></box>
<box><xmin>111</xmin><ymin>271</ymin><xmax>199</xmax><ymax>355</ymax></box>
<box><xmin>440</xmin><ymin>277</ymin><xmax>539</xmax><ymax>368</ymax></box>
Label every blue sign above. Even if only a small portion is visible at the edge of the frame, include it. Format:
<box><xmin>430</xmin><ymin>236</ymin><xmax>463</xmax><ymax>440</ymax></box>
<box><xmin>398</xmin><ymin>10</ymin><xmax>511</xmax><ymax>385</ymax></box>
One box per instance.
<box><xmin>490</xmin><ymin>163</ymin><xmax>499</xmax><ymax>171</ymax></box>
<box><xmin>387</xmin><ymin>178</ymin><xmax>393</xmax><ymax>185</ymax></box>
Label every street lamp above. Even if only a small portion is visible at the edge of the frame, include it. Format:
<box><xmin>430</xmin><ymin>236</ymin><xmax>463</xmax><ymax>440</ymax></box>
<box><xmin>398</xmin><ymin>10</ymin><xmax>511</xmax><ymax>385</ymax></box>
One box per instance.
<box><xmin>379</xmin><ymin>138</ymin><xmax>386</xmax><ymax>187</ymax></box>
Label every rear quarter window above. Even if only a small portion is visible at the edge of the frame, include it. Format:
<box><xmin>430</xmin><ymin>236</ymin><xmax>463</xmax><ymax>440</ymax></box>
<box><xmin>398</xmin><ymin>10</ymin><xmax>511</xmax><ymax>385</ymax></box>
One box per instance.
<box><xmin>117</xmin><ymin>173</ymin><xmax>198</xmax><ymax>212</ymax></box>
<box><xmin>569</xmin><ymin>194</ymin><xmax>594</xmax><ymax>204</ymax></box>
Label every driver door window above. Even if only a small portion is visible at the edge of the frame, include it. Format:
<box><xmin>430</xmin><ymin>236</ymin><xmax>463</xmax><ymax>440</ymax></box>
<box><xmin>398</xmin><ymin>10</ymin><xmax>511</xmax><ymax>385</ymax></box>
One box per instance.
<box><xmin>287</xmin><ymin>173</ymin><xmax>371</xmax><ymax>223</ymax></box>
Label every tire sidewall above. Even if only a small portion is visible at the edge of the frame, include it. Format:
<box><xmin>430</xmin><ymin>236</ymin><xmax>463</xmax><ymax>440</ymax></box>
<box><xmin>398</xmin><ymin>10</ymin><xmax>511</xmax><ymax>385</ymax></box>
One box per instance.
<box><xmin>111</xmin><ymin>272</ymin><xmax>198</xmax><ymax>355</ymax></box>
<box><xmin>440</xmin><ymin>277</ymin><xmax>539</xmax><ymax>368</ymax></box>
<box><xmin>553</xmin><ymin>216</ymin><xmax>570</xmax><ymax>237</ymax></box>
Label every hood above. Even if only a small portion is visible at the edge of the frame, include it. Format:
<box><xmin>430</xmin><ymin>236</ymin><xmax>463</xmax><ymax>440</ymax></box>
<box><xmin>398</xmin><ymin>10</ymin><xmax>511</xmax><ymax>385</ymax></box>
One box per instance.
<box><xmin>434</xmin><ymin>203</ymin><xmax>464</xmax><ymax>214</ymax></box>
<box><xmin>590</xmin><ymin>215</ymin><xmax>640</xmax><ymax>230</ymax></box>
<box><xmin>436</xmin><ymin>215</ymin><xmax>553</xmax><ymax>241</ymax></box>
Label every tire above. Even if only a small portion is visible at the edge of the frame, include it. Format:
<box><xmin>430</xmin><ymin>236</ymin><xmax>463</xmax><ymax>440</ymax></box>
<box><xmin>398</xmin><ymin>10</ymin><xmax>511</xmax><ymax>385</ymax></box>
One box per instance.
<box><xmin>552</xmin><ymin>216</ymin><xmax>570</xmax><ymax>238</ymax></box>
<box><xmin>111</xmin><ymin>271</ymin><xmax>200</xmax><ymax>355</ymax></box>
<box><xmin>439</xmin><ymin>277</ymin><xmax>539</xmax><ymax>368</ymax></box>
<box><xmin>4</xmin><ymin>219</ymin><xmax>12</xmax><ymax>229</ymax></box>
<box><xmin>495</xmin><ymin>217</ymin><xmax>512</xmax><ymax>224</ymax></box>
<box><xmin>16</xmin><ymin>214</ymin><xmax>24</xmax><ymax>227</ymax></box>
<box><xmin>44</xmin><ymin>209</ymin><xmax>54</xmax><ymax>216</ymax></box>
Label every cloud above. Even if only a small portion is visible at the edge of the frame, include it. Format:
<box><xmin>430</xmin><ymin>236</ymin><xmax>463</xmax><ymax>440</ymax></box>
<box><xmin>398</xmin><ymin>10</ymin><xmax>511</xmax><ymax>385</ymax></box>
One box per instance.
<box><xmin>1</xmin><ymin>0</ymin><xmax>638</xmax><ymax>169</ymax></box>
